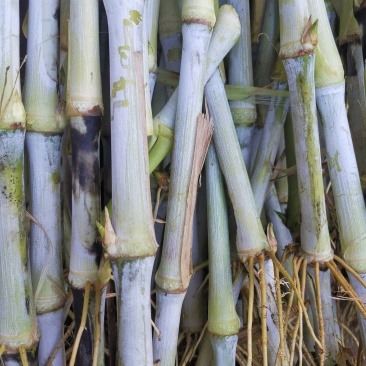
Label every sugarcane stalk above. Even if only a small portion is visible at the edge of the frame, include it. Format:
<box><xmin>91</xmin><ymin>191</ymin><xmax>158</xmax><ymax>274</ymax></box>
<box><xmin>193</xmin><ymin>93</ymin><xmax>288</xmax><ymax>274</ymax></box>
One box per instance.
<box><xmin>23</xmin><ymin>0</ymin><xmax>67</xmax><ymax>364</ymax></box>
<box><xmin>279</xmin><ymin>1</ymin><xmax>351</xmax><ymax>363</ymax></box>
<box><xmin>307</xmin><ymin>0</ymin><xmax>366</xmax><ymax>358</ymax></box>
<box><xmin>153</xmin><ymin>1</ymin><xmax>215</xmax><ymax>363</ymax></box>
<box><xmin>103</xmin><ymin>0</ymin><xmax>158</xmax><ymax>364</ymax></box>
<box><xmin>250</xmin><ymin>75</ymin><xmax>289</xmax><ymax>213</ymax></box>
<box><xmin>279</xmin><ymin>1</ymin><xmax>332</xmax><ymax>263</ymax></box>
<box><xmin>145</xmin><ymin>0</ymin><xmax>161</xmax><ymax>97</ymax></box>
<box><xmin>0</xmin><ymin>0</ymin><xmax>39</xmax><ymax>363</ymax></box>
<box><xmin>206</xmin><ymin>143</ymin><xmax>240</xmax><ymax>365</ymax></box>
<box><xmin>181</xmin><ymin>212</ymin><xmax>208</xmax><ymax>334</ymax></box>
<box><xmin>227</xmin><ymin>0</ymin><xmax>256</xmax><ymax>167</ymax></box>
<box><xmin>66</xmin><ymin>0</ymin><xmax>104</xmax><ymax>363</ymax></box>
<box><xmin>254</xmin><ymin>0</ymin><xmax>280</xmax><ymax>127</ymax></box>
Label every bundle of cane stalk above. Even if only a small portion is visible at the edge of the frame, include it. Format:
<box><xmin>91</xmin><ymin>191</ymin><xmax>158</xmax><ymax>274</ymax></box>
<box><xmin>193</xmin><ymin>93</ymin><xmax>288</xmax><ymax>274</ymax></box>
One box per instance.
<box><xmin>3</xmin><ymin>0</ymin><xmax>366</xmax><ymax>365</ymax></box>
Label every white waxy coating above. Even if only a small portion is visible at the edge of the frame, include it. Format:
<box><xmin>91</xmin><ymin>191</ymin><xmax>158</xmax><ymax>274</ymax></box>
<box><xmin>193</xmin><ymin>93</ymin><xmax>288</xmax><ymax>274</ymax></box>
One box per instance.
<box><xmin>317</xmin><ymin>83</ymin><xmax>366</xmax><ymax>273</ymax></box>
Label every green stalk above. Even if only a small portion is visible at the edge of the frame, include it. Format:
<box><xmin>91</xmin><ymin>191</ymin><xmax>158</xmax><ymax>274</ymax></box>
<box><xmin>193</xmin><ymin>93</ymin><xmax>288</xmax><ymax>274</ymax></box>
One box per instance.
<box><xmin>154</xmin><ymin>1</ymin><xmax>215</xmax><ymax>363</ymax></box>
<box><xmin>206</xmin><ymin>143</ymin><xmax>240</xmax><ymax>365</ymax></box>
<box><xmin>0</xmin><ymin>0</ymin><xmax>38</xmax><ymax>361</ymax></box>
<box><xmin>227</xmin><ymin>0</ymin><xmax>257</xmax><ymax>168</ymax></box>
<box><xmin>23</xmin><ymin>1</ymin><xmax>67</xmax><ymax>364</ymax></box>
<box><xmin>103</xmin><ymin>0</ymin><xmax>158</xmax><ymax>363</ymax></box>
<box><xmin>67</xmin><ymin>1</ymin><xmax>104</xmax><ymax>363</ymax></box>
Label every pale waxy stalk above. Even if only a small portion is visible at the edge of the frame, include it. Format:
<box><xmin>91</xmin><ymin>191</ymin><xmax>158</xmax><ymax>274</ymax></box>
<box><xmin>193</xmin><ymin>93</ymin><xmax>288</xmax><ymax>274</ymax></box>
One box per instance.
<box><xmin>23</xmin><ymin>1</ymin><xmax>67</xmax><ymax>364</ymax></box>
<box><xmin>279</xmin><ymin>1</ymin><xmax>336</xmax><ymax>362</ymax></box>
<box><xmin>0</xmin><ymin>0</ymin><xmax>38</xmax><ymax>363</ymax></box>
<box><xmin>103</xmin><ymin>0</ymin><xmax>157</xmax><ymax>364</ymax></box>
<box><xmin>307</xmin><ymin>0</ymin><xmax>366</xmax><ymax>273</ymax></box>
<box><xmin>250</xmin><ymin>77</ymin><xmax>289</xmax><ymax>213</ymax></box>
<box><xmin>153</xmin><ymin>0</ymin><xmax>215</xmax><ymax>364</ymax></box>
<box><xmin>206</xmin><ymin>143</ymin><xmax>240</xmax><ymax>365</ymax></box>
<box><xmin>307</xmin><ymin>0</ymin><xmax>366</xmax><ymax>358</ymax></box>
<box><xmin>67</xmin><ymin>0</ymin><xmax>103</xmax><ymax>289</ymax></box>
<box><xmin>279</xmin><ymin>1</ymin><xmax>332</xmax><ymax>263</ymax></box>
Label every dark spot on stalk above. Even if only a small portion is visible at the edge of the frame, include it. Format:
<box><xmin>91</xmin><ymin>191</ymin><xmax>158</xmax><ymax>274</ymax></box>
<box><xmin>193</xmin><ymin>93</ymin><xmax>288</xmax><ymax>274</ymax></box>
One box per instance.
<box><xmin>9</xmin><ymin>122</ymin><xmax>23</xmax><ymax>129</ymax></box>
<box><xmin>195</xmin><ymin>51</ymin><xmax>201</xmax><ymax>65</ymax></box>
<box><xmin>91</xmin><ymin>240</ymin><xmax>103</xmax><ymax>267</ymax></box>
<box><xmin>53</xmin><ymin>5</ymin><xmax>60</xmax><ymax>21</ymax></box>
<box><xmin>71</xmin><ymin>116</ymin><xmax>102</xmax><ymax>196</ymax></box>
<box><xmin>1</xmin><ymin>354</ymin><xmax>21</xmax><ymax>364</ymax></box>
<box><xmin>346</xmin><ymin>43</ymin><xmax>357</xmax><ymax>77</ymax></box>
<box><xmin>87</xmin><ymin>105</ymin><xmax>103</xmax><ymax>116</ymax></box>
<box><xmin>25</xmin><ymin>296</ymin><xmax>30</xmax><ymax>314</ymax></box>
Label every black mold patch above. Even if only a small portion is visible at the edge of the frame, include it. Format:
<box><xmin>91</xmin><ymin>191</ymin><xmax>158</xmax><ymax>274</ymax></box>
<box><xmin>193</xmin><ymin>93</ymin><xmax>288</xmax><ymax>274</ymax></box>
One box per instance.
<box><xmin>71</xmin><ymin>116</ymin><xmax>102</xmax><ymax>196</ymax></box>
<box><xmin>25</xmin><ymin>296</ymin><xmax>30</xmax><ymax>314</ymax></box>
<box><xmin>91</xmin><ymin>240</ymin><xmax>103</xmax><ymax>267</ymax></box>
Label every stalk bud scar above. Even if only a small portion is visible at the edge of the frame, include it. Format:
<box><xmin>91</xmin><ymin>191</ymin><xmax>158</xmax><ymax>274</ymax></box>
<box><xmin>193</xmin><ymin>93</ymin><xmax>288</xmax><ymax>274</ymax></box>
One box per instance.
<box><xmin>267</xmin><ymin>223</ymin><xmax>278</xmax><ymax>254</ymax></box>
<box><xmin>101</xmin><ymin>208</ymin><xmax>118</xmax><ymax>256</ymax></box>
<box><xmin>279</xmin><ymin>1</ymin><xmax>317</xmax><ymax>59</ymax></box>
